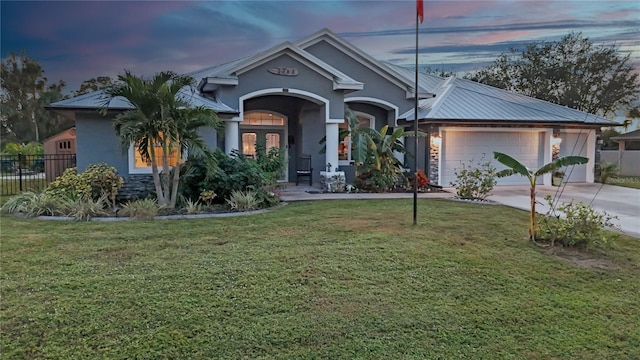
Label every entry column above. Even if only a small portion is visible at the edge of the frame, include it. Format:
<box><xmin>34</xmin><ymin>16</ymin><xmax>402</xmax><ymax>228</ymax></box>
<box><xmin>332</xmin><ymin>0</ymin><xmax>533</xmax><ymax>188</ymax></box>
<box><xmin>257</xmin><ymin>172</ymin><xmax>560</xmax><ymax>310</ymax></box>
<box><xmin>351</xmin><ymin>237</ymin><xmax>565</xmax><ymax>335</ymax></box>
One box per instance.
<box><xmin>325</xmin><ymin>120</ymin><xmax>341</xmax><ymax>172</ymax></box>
<box><xmin>225</xmin><ymin>118</ymin><xmax>241</xmax><ymax>154</ymax></box>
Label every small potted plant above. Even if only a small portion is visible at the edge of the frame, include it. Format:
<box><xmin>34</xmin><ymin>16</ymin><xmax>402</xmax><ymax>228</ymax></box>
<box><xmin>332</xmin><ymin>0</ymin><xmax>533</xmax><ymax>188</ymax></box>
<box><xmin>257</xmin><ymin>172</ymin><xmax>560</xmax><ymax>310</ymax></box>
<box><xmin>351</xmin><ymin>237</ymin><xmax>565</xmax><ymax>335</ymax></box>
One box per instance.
<box><xmin>552</xmin><ymin>170</ymin><xmax>564</xmax><ymax>186</ymax></box>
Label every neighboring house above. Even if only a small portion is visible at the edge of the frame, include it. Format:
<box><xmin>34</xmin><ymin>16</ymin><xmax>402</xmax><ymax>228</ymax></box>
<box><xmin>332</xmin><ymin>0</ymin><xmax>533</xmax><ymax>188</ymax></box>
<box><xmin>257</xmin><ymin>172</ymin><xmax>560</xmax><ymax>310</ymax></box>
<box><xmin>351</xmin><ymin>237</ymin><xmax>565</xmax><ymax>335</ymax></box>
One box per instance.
<box><xmin>43</xmin><ymin>127</ymin><xmax>76</xmax><ymax>155</ymax></box>
<box><xmin>601</xmin><ymin>129</ymin><xmax>640</xmax><ymax>176</ymax></box>
<box><xmin>42</xmin><ymin>127</ymin><xmax>77</xmax><ymax>181</ymax></box>
<box><xmin>49</xmin><ymin>28</ymin><xmax>617</xmax><ymax>190</ymax></box>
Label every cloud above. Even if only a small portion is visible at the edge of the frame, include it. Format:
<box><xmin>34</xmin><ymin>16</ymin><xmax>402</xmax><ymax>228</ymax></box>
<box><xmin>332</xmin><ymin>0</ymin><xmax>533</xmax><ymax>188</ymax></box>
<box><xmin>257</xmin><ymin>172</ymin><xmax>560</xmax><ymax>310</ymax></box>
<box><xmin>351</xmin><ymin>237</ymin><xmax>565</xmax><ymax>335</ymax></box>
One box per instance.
<box><xmin>338</xmin><ymin>19</ymin><xmax>640</xmax><ymax>38</ymax></box>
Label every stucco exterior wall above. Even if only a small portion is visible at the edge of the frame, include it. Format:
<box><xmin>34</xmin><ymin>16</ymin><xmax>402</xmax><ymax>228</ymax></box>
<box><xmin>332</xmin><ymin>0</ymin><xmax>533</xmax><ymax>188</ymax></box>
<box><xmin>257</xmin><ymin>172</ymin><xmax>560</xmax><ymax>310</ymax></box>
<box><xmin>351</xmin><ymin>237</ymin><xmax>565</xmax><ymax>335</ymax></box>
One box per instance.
<box><xmin>347</xmin><ymin>102</ymin><xmax>389</xmax><ymax>129</ymax></box>
<box><xmin>304</xmin><ymin>40</ymin><xmax>414</xmax><ymax>115</ymax></box>
<box><xmin>75</xmin><ymin>114</ymin><xmax>127</xmax><ymax>174</ymax></box>
<box><xmin>217</xmin><ymin>54</ymin><xmax>345</xmax><ymax>120</ymax></box>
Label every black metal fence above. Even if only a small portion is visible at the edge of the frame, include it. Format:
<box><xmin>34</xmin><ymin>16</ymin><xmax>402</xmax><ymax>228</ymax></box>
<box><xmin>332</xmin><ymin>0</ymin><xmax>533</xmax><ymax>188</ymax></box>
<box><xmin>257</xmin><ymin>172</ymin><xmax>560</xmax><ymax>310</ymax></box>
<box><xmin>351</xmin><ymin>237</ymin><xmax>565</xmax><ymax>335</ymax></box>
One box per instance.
<box><xmin>0</xmin><ymin>154</ymin><xmax>76</xmax><ymax>196</ymax></box>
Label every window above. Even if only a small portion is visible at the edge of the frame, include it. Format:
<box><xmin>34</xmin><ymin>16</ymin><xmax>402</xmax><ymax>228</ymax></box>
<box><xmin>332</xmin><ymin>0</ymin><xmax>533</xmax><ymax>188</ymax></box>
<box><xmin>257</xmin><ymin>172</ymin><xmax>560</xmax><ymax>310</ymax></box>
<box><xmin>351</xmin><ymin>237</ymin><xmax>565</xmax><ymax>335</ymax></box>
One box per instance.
<box><xmin>129</xmin><ymin>136</ymin><xmax>181</xmax><ymax>174</ymax></box>
<box><xmin>339</xmin><ymin>112</ymin><xmax>374</xmax><ymax>163</ymax></box>
<box><xmin>241</xmin><ymin>133</ymin><xmax>257</xmax><ymax>157</ymax></box>
<box><xmin>242</xmin><ymin>111</ymin><xmax>285</xmax><ymax>126</ymax></box>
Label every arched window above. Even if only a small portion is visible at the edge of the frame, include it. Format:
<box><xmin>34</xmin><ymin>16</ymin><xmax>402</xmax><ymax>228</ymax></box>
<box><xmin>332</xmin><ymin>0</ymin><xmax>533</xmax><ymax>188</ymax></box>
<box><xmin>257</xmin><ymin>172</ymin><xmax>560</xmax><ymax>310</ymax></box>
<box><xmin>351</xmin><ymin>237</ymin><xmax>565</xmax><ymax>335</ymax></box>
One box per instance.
<box><xmin>339</xmin><ymin>112</ymin><xmax>374</xmax><ymax>164</ymax></box>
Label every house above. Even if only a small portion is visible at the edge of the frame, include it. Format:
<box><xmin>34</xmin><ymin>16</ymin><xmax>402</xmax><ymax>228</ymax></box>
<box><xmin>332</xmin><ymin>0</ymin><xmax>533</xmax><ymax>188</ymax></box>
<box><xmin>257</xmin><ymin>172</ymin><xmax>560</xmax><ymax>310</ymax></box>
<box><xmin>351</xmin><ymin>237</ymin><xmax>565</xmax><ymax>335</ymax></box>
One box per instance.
<box><xmin>601</xmin><ymin>129</ymin><xmax>640</xmax><ymax>176</ymax></box>
<box><xmin>42</xmin><ymin>127</ymin><xmax>77</xmax><ymax>181</ymax></box>
<box><xmin>48</xmin><ymin>29</ymin><xmax>616</xmax><ymax>191</ymax></box>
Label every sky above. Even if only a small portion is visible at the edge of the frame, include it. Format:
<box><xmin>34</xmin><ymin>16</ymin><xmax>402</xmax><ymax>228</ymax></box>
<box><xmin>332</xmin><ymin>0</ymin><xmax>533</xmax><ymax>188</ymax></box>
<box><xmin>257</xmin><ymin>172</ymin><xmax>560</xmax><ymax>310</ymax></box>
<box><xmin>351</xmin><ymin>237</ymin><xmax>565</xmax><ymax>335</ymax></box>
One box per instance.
<box><xmin>1</xmin><ymin>0</ymin><xmax>639</xmax><ymax>96</ymax></box>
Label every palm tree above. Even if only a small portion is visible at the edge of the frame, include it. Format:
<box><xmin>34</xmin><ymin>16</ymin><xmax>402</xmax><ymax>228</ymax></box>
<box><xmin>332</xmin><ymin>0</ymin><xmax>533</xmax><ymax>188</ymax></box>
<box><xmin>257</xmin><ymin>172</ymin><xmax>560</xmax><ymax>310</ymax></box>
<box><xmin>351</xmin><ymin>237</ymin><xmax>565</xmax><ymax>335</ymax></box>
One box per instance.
<box><xmin>345</xmin><ymin>107</ymin><xmax>427</xmax><ymax>191</ymax></box>
<box><xmin>493</xmin><ymin>151</ymin><xmax>588</xmax><ymax>241</ymax></box>
<box><xmin>101</xmin><ymin>70</ymin><xmax>221</xmax><ymax>208</ymax></box>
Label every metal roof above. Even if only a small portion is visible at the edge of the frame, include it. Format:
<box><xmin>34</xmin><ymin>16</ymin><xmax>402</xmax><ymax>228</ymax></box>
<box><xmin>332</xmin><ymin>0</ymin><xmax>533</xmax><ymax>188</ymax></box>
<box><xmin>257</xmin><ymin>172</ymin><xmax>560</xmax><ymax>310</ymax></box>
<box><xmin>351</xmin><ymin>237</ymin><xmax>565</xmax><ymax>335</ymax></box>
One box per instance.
<box><xmin>399</xmin><ymin>76</ymin><xmax>618</xmax><ymax>125</ymax></box>
<box><xmin>382</xmin><ymin>62</ymin><xmax>445</xmax><ymax>95</ymax></box>
<box><xmin>612</xmin><ymin>129</ymin><xmax>640</xmax><ymax>140</ymax></box>
<box><xmin>48</xmin><ymin>86</ymin><xmax>238</xmax><ymax>113</ymax></box>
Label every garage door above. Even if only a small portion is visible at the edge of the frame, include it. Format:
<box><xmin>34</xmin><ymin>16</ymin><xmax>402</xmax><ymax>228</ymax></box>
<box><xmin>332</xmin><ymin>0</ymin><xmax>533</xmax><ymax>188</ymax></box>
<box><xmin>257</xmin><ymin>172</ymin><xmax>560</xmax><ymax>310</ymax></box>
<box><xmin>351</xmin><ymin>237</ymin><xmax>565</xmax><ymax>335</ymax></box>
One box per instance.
<box><xmin>441</xmin><ymin>131</ymin><xmax>544</xmax><ymax>186</ymax></box>
<box><xmin>559</xmin><ymin>132</ymin><xmax>588</xmax><ymax>183</ymax></box>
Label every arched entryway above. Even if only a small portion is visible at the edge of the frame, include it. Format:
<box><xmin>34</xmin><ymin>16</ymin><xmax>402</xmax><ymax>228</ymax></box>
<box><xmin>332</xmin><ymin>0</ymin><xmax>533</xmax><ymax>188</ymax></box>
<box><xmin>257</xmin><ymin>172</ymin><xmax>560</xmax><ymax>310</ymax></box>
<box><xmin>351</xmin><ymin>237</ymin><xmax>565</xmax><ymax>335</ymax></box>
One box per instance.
<box><xmin>241</xmin><ymin>93</ymin><xmax>328</xmax><ymax>182</ymax></box>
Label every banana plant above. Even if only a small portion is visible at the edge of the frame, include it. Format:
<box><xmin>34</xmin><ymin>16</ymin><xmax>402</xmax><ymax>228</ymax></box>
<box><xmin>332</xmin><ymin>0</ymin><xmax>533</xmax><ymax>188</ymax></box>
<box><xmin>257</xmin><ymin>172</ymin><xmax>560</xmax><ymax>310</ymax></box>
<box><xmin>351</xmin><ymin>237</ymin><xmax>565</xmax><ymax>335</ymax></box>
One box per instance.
<box><xmin>493</xmin><ymin>151</ymin><xmax>588</xmax><ymax>241</ymax></box>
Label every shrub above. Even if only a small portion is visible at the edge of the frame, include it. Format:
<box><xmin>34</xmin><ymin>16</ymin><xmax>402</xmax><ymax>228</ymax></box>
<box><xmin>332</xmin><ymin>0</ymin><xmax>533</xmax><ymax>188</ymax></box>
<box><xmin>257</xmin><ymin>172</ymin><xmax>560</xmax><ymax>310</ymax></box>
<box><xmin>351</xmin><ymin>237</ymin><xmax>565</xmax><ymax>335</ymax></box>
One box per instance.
<box><xmin>226</xmin><ymin>190</ymin><xmax>259</xmax><ymax>212</ymax></box>
<box><xmin>255</xmin><ymin>140</ymin><xmax>286</xmax><ymax>184</ymax></box>
<box><xmin>537</xmin><ymin>195</ymin><xmax>619</xmax><ymax>248</ymax></box>
<box><xmin>1</xmin><ymin>191</ymin><xmax>65</xmax><ymax>217</ymax></box>
<box><xmin>120</xmin><ymin>198</ymin><xmax>161</xmax><ymax>219</ymax></box>
<box><xmin>253</xmin><ymin>185</ymin><xmax>282</xmax><ymax>209</ymax></box>
<box><xmin>179</xmin><ymin>150</ymin><xmax>269</xmax><ymax>203</ymax></box>
<box><xmin>598</xmin><ymin>161</ymin><xmax>619</xmax><ymax>183</ymax></box>
<box><xmin>62</xmin><ymin>196</ymin><xmax>109</xmax><ymax>221</ymax></box>
<box><xmin>450</xmin><ymin>157</ymin><xmax>497</xmax><ymax>200</ymax></box>
<box><xmin>46</xmin><ymin>163</ymin><xmax>123</xmax><ymax>207</ymax></box>
<box><xmin>355</xmin><ymin>160</ymin><xmax>403</xmax><ymax>192</ymax></box>
<box><xmin>45</xmin><ymin>167</ymin><xmax>87</xmax><ymax>200</ymax></box>
<box><xmin>199</xmin><ymin>190</ymin><xmax>217</xmax><ymax>205</ymax></box>
<box><xmin>407</xmin><ymin>169</ymin><xmax>429</xmax><ymax>190</ymax></box>
<box><xmin>182</xmin><ymin>198</ymin><xmax>203</xmax><ymax>214</ymax></box>
<box><xmin>81</xmin><ymin>163</ymin><xmax>123</xmax><ymax>207</ymax></box>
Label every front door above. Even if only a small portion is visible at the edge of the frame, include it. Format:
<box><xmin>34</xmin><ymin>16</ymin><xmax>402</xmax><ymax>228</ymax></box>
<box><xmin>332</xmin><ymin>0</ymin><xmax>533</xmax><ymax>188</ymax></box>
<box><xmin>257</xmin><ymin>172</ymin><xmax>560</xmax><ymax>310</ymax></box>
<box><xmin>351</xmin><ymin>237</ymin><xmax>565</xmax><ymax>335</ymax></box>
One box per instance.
<box><xmin>241</xmin><ymin>129</ymin><xmax>287</xmax><ymax>181</ymax></box>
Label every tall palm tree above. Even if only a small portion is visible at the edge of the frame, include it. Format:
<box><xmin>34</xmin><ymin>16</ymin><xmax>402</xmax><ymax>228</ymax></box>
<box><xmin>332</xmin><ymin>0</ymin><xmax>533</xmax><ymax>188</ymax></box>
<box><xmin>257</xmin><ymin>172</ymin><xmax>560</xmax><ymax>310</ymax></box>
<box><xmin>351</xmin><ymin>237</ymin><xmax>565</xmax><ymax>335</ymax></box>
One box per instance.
<box><xmin>101</xmin><ymin>70</ymin><xmax>221</xmax><ymax>208</ymax></box>
<box><xmin>493</xmin><ymin>151</ymin><xmax>588</xmax><ymax>241</ymax></box>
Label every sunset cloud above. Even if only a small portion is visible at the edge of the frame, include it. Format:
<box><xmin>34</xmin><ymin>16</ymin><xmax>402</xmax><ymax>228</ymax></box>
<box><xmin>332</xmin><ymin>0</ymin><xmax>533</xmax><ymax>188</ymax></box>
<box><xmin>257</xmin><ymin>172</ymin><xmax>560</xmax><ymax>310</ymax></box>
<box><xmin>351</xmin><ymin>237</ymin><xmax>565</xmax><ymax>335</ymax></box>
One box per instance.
<box><xmin>1</xmin><ymin>0</ymin><xmax>638</xmax><ymax>93</ymax></box>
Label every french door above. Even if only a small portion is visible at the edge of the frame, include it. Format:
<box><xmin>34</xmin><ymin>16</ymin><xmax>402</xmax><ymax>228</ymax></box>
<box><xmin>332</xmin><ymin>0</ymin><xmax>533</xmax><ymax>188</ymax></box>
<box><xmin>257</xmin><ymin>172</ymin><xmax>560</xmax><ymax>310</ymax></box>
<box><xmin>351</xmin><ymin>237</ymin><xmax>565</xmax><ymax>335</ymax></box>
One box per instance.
<box><xmin>241</xmin><ymin>129</ymin><xmax>287</xmax><ymax>181</ymax></box>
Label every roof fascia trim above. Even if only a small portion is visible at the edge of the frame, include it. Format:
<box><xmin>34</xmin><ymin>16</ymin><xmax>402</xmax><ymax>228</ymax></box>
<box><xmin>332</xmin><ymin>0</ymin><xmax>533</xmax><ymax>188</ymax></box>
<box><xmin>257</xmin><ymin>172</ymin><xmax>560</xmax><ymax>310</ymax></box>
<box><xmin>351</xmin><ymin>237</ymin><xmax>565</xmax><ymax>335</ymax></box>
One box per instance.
<box><xmin>296</xmin><ymin>30</ymin><xmax>414</xmax><ymax>93</ymax></box>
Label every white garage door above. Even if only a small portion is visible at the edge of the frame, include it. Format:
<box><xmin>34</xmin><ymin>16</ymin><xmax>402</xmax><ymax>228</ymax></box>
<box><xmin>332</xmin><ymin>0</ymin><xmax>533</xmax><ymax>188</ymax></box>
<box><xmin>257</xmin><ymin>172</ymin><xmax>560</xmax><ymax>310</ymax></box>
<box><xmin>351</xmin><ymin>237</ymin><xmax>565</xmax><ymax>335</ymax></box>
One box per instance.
<box><xmin>441</xmin><ymin>131</ymin><xmax>544</xmax><ymax>186</ymax></box>
<box><xmin>559</xmin><ymin>132</ymin><xmax>588</xmax><ymax>183</ymax></box>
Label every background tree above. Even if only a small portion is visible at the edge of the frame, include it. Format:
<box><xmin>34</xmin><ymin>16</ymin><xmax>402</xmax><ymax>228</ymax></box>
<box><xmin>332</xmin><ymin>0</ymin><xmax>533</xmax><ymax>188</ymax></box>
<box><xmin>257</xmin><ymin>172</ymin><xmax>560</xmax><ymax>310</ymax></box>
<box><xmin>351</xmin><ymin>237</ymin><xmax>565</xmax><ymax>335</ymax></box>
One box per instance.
<box><xmin>1</xmin><ymin>51</ymin><xmax>69</xmax><ymax>145</ymax></box>
<box><xmin>469</xmin><ymin>32</ymin><xmax>640</xmax><ymax>117</ymax></box>
<box><xmin>74</xmin><ymin>76</ymin><xmax>114</xmax><ymax>96</ymax></box>
<box><xmin>622</xmin><ymin>106</ymin><xmax>640</xmax><ymax>132</ymax></box>
<box><xmin>102</xmin><ymin>70</ymin><xmax>221</xmax><ymax>208</ymax></box>
<box><xmin>423</xmin><ymin>66</ymin><xmax>457</xmax><ymax>78</ymax></box>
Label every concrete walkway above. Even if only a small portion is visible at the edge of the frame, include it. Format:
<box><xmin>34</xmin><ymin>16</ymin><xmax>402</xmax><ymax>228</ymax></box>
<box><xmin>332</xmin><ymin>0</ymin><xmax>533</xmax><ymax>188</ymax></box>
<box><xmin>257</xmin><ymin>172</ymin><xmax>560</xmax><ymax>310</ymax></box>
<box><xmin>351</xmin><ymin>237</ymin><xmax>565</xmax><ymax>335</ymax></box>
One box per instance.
<box><xmin>280</xmin><ymin>183</ymin><xmax>640</xmax><ymax>238</ymax></box>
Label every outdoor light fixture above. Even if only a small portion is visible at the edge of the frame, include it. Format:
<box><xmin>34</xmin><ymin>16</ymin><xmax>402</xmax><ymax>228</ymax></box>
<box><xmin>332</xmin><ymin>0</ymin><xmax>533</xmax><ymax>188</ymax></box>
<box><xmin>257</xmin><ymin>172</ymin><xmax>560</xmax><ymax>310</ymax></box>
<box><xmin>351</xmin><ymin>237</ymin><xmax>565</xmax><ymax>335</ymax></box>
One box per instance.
<box><xmin>431</xmin><ymin>134</ymin><xmax>442</xmax><ymax>147</ymax></box>
<box><xmin>551</xmin><ymin>134</ymin><xmax>562</xmax><ymax>145</ymax></box>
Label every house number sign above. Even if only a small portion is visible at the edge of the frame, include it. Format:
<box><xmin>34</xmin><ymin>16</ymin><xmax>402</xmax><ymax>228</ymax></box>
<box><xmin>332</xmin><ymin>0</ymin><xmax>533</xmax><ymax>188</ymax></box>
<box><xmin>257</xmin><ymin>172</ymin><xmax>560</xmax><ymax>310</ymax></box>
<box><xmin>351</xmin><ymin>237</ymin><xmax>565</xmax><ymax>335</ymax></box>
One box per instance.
<box><xmin>268</xmin><ymin>67</ymin><xmax>299</xmax><ymax>76</ymax></box>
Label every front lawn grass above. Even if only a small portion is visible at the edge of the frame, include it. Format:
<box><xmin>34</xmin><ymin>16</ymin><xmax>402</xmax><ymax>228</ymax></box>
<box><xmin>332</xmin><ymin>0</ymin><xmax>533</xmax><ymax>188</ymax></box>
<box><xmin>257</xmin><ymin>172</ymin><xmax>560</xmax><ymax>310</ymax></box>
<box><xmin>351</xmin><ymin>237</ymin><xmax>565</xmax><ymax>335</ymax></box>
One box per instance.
<box><xmin>2</xmin><ymin>199</ymin><xmax>639</xmax><ymax>359</ymax></box>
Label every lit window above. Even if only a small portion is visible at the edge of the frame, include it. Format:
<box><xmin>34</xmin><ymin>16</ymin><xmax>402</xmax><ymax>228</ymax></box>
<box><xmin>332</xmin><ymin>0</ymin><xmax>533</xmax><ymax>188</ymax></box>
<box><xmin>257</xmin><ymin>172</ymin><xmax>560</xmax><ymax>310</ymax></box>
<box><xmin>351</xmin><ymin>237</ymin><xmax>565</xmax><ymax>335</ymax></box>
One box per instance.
<box><xmin>242</xmin><ymin>133</ymin><xmax>257</xmax><ymax>157</ymax></box>
<box><xmin>129</xmin><ymin>135</ymin><xmax>181</xmax><ymax>174</ymax></box>
<box><xmin>242</xmin><ymin>111</ymin><xmax>285</xmax><ymax>126</ymax></box>
<box><xmin>339</xmin><ymin>113</ymin><xmax>374</xmax><ymax>163</ymax></box>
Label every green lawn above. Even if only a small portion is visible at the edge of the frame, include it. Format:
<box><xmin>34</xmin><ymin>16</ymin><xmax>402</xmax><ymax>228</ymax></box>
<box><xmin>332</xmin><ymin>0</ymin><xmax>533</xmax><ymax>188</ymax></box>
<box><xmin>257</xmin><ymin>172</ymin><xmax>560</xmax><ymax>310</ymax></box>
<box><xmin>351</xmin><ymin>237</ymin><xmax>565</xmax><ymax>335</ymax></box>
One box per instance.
<box><xmin>606</xmin><ymin>176</ymin><xmax>640</xmax><ymax>189</ymax></box>
<box><xmin>2</xmin><ymin>199</ymin><xmax>639</xmax><ymax>359</ymax></box>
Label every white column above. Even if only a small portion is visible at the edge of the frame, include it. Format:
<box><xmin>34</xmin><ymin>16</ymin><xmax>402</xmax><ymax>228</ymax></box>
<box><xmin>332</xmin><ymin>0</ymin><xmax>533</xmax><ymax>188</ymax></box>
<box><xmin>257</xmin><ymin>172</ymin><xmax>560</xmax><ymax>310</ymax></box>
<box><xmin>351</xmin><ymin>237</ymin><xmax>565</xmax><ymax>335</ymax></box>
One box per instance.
<box><xmin>542</xmin><ymin>128</ymin><xmax>553</xmax><ymax>186</ymax></box>
<box><xmin>586</xmin><ymin>129</ymin><xmax>596</xmax><ymax>183</ymax></box>
<box><xmin>225</xmin><ymin>120</ymin><xmax>240</xmax><ymax>155</ymax></box>
<box><xmin>325</xmin><ymin>122</ymin><xmax>340</xmax><ymax>172</ymax></box>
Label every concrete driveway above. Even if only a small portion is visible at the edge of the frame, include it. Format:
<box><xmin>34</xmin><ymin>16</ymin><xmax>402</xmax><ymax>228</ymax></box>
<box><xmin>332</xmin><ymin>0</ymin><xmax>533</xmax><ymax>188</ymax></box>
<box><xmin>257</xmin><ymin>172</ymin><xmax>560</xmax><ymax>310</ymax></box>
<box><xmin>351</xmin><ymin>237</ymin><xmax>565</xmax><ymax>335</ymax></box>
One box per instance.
<box><xmin>484</xmin><ymin>184</ymin><xmax>640</xmax><ymax>238</ymax></box>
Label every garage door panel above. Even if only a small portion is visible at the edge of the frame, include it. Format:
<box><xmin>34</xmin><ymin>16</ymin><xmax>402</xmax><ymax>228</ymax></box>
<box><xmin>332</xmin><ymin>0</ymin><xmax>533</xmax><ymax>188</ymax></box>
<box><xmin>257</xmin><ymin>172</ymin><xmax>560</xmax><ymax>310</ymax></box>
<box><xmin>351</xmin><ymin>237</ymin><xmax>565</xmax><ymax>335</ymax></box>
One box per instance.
<box><xmin>559</xmin><ymin>132</ymin><xmax>588</xmax><ymax>183</ymax></box>
<box><xmin>441</xmin><ymin>131</ymin><xmax>544</xmax><ymax>186</ymax></box>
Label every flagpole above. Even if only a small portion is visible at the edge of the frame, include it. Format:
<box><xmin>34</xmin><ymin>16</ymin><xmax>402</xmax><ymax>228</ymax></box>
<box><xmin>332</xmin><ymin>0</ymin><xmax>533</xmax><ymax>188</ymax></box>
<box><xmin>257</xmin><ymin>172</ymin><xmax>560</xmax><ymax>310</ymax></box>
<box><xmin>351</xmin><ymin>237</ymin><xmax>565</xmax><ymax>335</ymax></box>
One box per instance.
<box><xmin>413</xmin><ymin>4</ymin><xmax>419</xmax><ymax>226</ymax></box>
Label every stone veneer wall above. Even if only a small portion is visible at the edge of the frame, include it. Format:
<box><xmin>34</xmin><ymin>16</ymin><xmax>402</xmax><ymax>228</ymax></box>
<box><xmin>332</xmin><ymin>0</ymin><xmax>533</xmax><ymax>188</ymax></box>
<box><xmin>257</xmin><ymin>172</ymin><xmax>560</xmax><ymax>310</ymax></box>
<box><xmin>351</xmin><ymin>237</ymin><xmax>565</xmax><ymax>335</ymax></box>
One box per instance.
<box><xmin>552</xmin><ymin>143</ymin><xmax>560</xmax><ymax>160</ymax></box>
<box><xmin>429</xmin><ymin>142</ymin><xmax>440</xmax><ymax>186</ymax></box>
<box><xmin>117</xmin><ymin>175</ymin><xmax>156</xmax><ymax>201</ymax></box>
